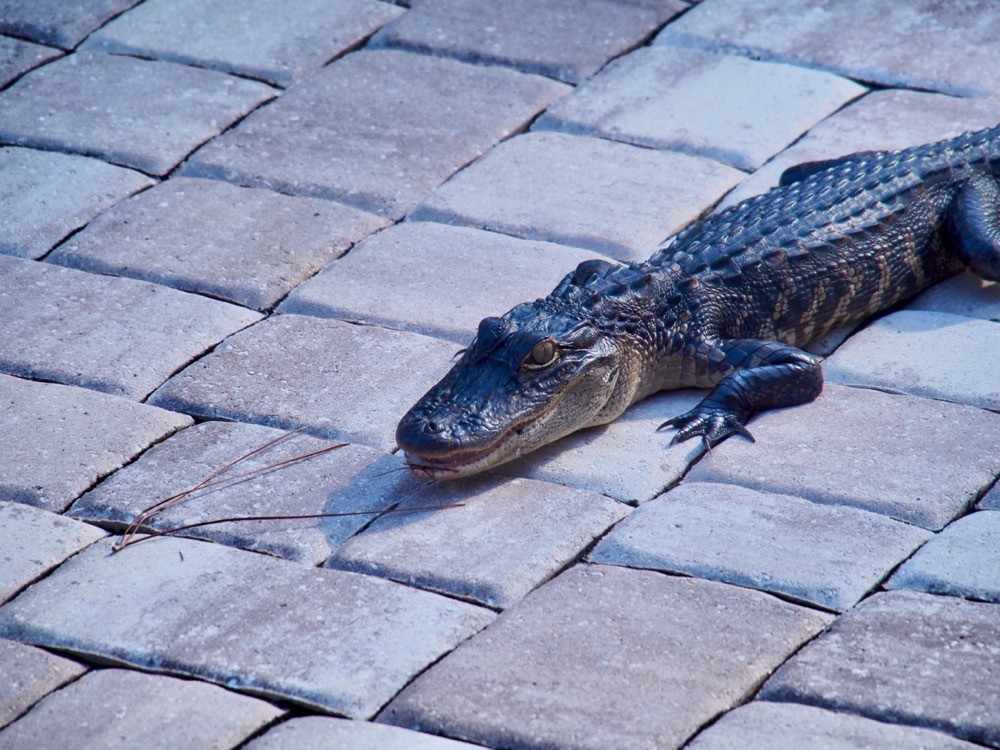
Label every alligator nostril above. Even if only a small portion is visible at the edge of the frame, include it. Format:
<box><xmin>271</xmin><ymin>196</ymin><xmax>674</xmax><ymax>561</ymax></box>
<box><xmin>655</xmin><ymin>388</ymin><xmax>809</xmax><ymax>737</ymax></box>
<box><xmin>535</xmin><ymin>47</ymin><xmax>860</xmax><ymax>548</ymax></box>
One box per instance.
<box><xmin>426</xmin><ymin>419</ymin><xmax>443</xmax><ymax>433</ymax></box>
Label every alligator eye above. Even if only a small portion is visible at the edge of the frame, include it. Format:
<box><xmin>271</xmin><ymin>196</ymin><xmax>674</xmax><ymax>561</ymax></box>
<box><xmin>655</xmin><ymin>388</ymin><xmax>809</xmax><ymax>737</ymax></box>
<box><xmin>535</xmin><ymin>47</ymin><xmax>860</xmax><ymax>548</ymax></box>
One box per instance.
<box><xmin>524</xmin><ymin>338</ymin><xmax>558</xmax><ymax>369</ymax></box>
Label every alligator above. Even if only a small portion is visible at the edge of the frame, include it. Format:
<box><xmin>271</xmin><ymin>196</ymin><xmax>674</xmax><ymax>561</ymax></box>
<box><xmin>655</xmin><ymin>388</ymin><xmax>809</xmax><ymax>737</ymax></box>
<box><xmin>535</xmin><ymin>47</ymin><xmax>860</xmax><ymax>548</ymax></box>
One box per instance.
<box><xmin>396</xmin><ymin>124</ymin><xmax>1000</xmax><ymax>480</ymax></box>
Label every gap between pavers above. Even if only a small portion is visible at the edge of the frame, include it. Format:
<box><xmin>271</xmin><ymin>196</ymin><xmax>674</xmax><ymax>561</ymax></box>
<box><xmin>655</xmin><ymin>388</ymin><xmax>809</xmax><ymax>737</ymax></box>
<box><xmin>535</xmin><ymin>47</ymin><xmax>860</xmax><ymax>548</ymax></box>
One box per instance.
<box><xmin>0</xmin><ymin>0</ymin><xmax>141</xmax><ymax>48</ymax></box>
<box><xmin>0</xmin><ymin>37</ymin><xmax>61</xmax><ymax>89</ymax></box>
<box><xmin>0</xmin><ymin>638</ymin><xmax>87</xmax><ymax>731</ymax></box>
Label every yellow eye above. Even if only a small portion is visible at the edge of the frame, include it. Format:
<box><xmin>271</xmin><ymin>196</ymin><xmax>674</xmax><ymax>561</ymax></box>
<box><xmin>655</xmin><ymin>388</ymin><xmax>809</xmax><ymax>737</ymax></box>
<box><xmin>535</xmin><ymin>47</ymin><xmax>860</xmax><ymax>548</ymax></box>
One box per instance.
<box><xmin>525</xmin><ymin>338</ymin><xmax>558</xmax><ymax>369</ymax></box>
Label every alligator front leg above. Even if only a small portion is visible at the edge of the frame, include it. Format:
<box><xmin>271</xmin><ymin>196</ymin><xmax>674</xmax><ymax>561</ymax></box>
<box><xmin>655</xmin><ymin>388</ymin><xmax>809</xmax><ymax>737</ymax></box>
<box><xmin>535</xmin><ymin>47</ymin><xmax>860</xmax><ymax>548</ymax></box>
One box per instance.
<box><xmin>660</xmin><ymin>339</ymin><xmax>823</xmax><ymax>448</ymax></box>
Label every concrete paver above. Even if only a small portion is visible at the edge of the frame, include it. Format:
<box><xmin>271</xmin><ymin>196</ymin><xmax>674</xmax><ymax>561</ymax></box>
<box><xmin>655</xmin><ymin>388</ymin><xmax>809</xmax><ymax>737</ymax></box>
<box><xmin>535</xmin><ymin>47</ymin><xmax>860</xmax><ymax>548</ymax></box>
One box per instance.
<box><xmin>0</xmin><ymin>537</ymin><xmax>494</xmax><ymax>719</ymax></box>
<box><xmin>246</xmin><ymin>716</ymin><xmax>480</xmax><ymax>749</ymax></box>
<box><xmin>982</xmin><ymin>483</ymin><xmax>1000</xmax><ymax>511</ymax></box>
<box><xmin>0</xmin><ymin>147</ymin><xmax>154</xmax><ymax>260</ymax></box>
<box><xmin>382</xmin><ymin>565</ymin><xmax>831</xmax><ymax>749</ymax></box>
<box><xmin>0</xmin><ymin>36</ymin><xmax>60</xmax><ymax>88</ymax></box>
<box><xmin>589</xmin><ymin>482</ymin><xmax>931</xmax><ymax>612</ymax></box>
<box><xmin>0</xmin><ymin>0</ymin><xmax>141</xmax><ymax>49</ymax></box>
<box><xmin>908</xmin><ymin>272</ymin><xmax>1000</xmax><ymax>323</ymax></box>
<box><xmin>761</xmin><ymin>590</ymin><xmax>1000</xmax><ymax>748</ymax></box>
<box><xmin>0</xmin><ymin>668</ymin><xmax>283</xmax><ymax>750</ymax></box>
<box><xmin>0</xmin><ymin>639</ymin><xmax>86</xmax><ymax>730</ymax></box>
<box><xmin>50</xmin><ymin>177</ymin><xmax>386</xmax><ymax>311</ymax></box>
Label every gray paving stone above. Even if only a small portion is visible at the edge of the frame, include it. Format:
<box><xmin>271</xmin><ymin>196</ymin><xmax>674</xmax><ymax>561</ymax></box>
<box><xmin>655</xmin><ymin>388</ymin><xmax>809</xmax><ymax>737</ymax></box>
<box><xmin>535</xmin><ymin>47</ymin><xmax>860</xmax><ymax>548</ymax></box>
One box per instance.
<box><xmin>327</xmin><ymin>475</ymin><xmax>627</xmax><ymax>609</ymax></box>
<box><xmin>0</xmin><ymin>536</ymin><xmax>494</xmax><ymax>718</ymax></box>
<box><xmin>382</xmin><ymin>565</ymin><xmax>831</xmax><ymax>750</ymax></box>
<box><xmin>0</xmin><ymin>0</ymin><xmax>140</xmax><ymax>48</ymax></box>
<box><xmin>908</xmin><ymin>272</ymin><xmax>1000</xmax><ymax>323</ymax></box>
<box><xmin>0</xmin><ymin>256</ymin><xmax>262</xmax><ymax>399</ymax></box>
<box><xmin>0</xmin><ymin>374</ymin><xmax>192</xmax><ymax>513</ymax></box>
<box><xmin>370</xmin><ymin>0</ymin><xmax>683</xmax><ymax>84</ymax></box>
<box><xmin>184</xmin><ymin>49</ymin><xmax>568</xmax><ymax>219</ymax></box>
<box><xmin>280</xmin><ymin>221</ymin><xmax>611</xmax><ymax>344</ymax></box>
<box><xmin>982</xmin><ymin>483</ymin><xmax>1000</xmax><ymax>511</ymax></box>
<box><xmin>761</xmin><ymin>590</ymin><xmax>1000</xmax><ymax>748</ymax></box>
<box><xmin>823</xmin><ymin>310</ymin><xmax>1000</xmax><ymax>411</ymax></box>
<box><xmin>150</xmin><ymin>314</ymin><xmax>456</xmax><ymax>452</ymax></box>
<box><xmin>50</xmin><ymin>177</ymin><xmax>386</xmax><ymax>311</ymax></box>
<box><xmin>83</xmin><ymin>0</ymin><xmax>402</xmax><ymax>87</ymax></box>
<box><xmin>685</xmin><ymin>383</ymin><xmax>1000</xmax><ymax>531</ymax></box>
<box><xmin>0</xmin><ymin>668</ymin><xmax>283</xmax><ymax>750</ymax></box>
<box><xmin>887</xmin><ymin>511</ymin><xmax>1000</xmax><ymax>603</ymax></box>
<box><xmin>0</xmin><ymin>502</ymin><xmax>106</xmax><ymax>603</ymax></box>
<box><xmin>535</xmin><ymin>45</ymin><xmax>864</xmax><ymax>170</ymax></box>
<box><xmin>0</xmin><ymin>36</ymin><xmax>60</xmax><ymax>88</ymax></box>
<box><xmin>411</xmin><ymin>131</ymin><xmax>744</xmax><ymax>262</ymax></box>
<box><xmin>71</xmin><ymin>421</ymin><xmax>416</xmax><ymax>565</ymax></box>
<box><xmin>590</xmin><ymin>482</ymin><xmax>931</xmax><ymax>612</ymax></box>
<box><xmin>0</xmin><ymin>51</ymin><xmax>275</xmax><ymax>176</ymax></box>
<box><xmin>246</xmin><ymin>715</ymin><xmax>483</xmax><ymax>749</ymax></box>
<box><xmin>0</xmin><ymin>147</ymin><xmax>154</xmax><ymax>260</ymax></box>
<box><xmin>657</xmin><ymin>0</ymin><xmax>1000</xmax><ymax>100</ymax></box>
<box><xmin>0</xmin><ymin>638</ymin><xmax>86</xmax><ymax>731</ymax></box>
<box><xmin>687</xmin><ymin>701</ymin><xmax>982</xmax><ymax>750</ymax></box>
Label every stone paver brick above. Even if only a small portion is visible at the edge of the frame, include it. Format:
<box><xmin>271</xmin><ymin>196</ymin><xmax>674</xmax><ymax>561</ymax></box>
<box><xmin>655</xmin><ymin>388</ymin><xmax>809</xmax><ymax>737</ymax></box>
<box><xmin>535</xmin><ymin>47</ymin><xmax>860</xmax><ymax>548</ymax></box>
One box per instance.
<box><xmin>0</xmin><ymin>374</ymin><xmax>192</xmax><ymax>513</ymax></box>
<box><xmin>0</xmin><ymin>668</ymin><xmax>283</xmax><ymax>750</ymax></box>
<box><xmin>71</xmin><ymin>421</ymin><xmax>417</xmax><ymax>565</ymax></box>
<box><xmin>411</xmin><ymin>131</ymin><xmax>744</xmax><ymax>262</ymax></box>
<box><xmin>0</xmin><ymin>537</ymin><xmax>494</xmax><ymax>719</ymax></box>
<box><xmin>246</xmin><ymin>716</ymin><xmax>482</xmax><ymax>749</ymax></box>
<box><xmin>535</xmin><ymin>45</ymin><xmax>864</xmax><ymax>170</ymax></box>
<box><xmin>0</xmin><ymin>638</ymin><xmax>86</xmax><ymax>731</ymax></box>
<box><xmin>0</xmin><ymin>256</ymin><xmax>262</xmax><ymax>400</ymax></box>
<box><xmin>0</xmin><ymin>51</ymin><xmax>275</xmax><ymax>176</ymax></box>
<box><xmin>280</xmin><ymin>221</ymin><xmax>612</xmax><ymax>344</ymax></box>
<box><xmin>50</xmin><ymin>177</ymin><xmax>387</xmax><ymax>311</ymax></box>
<box><xmin>590</xmin><ymin>482</ymin><xmax>931</xmax><ymax>612</ymax></box>
<box><xmin>887</xmin><ymin>511</ymin><xmax>1000</xmax><ymax>603</ymax></box>
<box><xmin>83</xmin><ymin>0</ymin><xmax>403</xmax><ymax>87</ymax></box>
<box><xmin>370</xmin><ymin>0</ymin><xmax>683</xmax><ymax>84</ymax></box>
<box><xmin>685</xmin><ymin>383</ymin><xmax>1000</xmax><ymax>531</ymax></box>
<box><xmin>0</xmin><ymin>0</ymin><xmax>141</xmax><ymax>49</ymax></box>
<box><xmin>0</xmin><ymin>36</ymin><xmax>60</xmax><ymax>88</ymax></box>
<box><xmin>149</xmin><ymin>314</ymin><xmax>457</xmax><ymax>452</ymax></box>
<box><xmin>327</xmin><ymin>475</ymin><xmax>627</xmax><ymax>609</ymax></box>
<box><xmin>761</xmin><ymin>590</ymin><xmax>1000</xmax><ymax>748</ymax></box>
<box><xmin>687</xmin><ymin>701</ymin><xmax>983</xmax><ymax>750</ymax></box>
<box><xmin>982</xmin><ymin>482</ymin><xmax>1000</xmax><ymax>511</ymax></box>
<box><xmin>0</xmin><ymin>147</ymin><xmax>154</xmax><ymax>260</ymax></box>
<box><xmin>184</xmin><ymin>49</ymin><xmax>568</xmax><ymax>219</ymax></box>
<box><xmin>382</xmin><ymin>565</ymin><xmax>831</xmax><ymax>750</ymax></box>
<box><xmin>0</xmin><ymin>502</ymin><xmax>106</xmax><ymax>603</ymax></box>
<box><xmin>657</xmin><ymin>0</ymin><xmax>1000</xmax><ymax>100</ymax></box>
<box><xmin>823</xmin><ymin>310</ymin><xmax>1000</xmax><ymax>411</ymax></box>
<box><xmin>908</xmin><ymin>272</ymin><xmax>1000</xmax><ymax>323</ymax></box>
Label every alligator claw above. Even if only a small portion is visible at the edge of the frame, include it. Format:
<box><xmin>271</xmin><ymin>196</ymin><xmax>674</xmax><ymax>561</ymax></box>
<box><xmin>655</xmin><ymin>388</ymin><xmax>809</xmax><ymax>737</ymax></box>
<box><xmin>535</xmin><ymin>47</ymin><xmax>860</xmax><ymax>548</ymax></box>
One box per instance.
<box><xmin>658</xmin><ymin>408</ymin><xmax>755</xmax><ymax>448</ymax></box>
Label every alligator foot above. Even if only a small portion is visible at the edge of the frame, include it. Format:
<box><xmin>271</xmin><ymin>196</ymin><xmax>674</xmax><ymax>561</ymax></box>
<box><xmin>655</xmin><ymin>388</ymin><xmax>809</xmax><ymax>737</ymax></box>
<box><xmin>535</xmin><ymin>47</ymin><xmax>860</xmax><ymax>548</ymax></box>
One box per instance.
<box><xmin>658</xmin><ymin>407</ymin><xmax>755</xmax><ymax>449</ymax></box>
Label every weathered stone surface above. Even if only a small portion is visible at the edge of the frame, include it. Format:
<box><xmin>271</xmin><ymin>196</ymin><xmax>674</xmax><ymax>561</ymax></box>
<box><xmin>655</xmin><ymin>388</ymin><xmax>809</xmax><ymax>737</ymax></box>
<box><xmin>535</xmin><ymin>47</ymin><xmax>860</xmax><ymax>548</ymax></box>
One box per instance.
<box><xmin>0</xmin><ymin>638</ymin><xmax>86</xmax><ymax>730</ymax></box>
<box><xmin>824</xmin><ymin>311</ymin><xmax>1000</xmax><ymax>411</ymax></box>
<box><xmin>982</xmin><ymin>483</ymin><xmax>1000</xmax><ymax>511</ymax></box>
<box><xmin>246</xmin><ymin>715</ymin><xmax>483</xmax><ymax>749</ymax></box>
<box><xmin>0</xmin><ymin>256</ymin><xmax>262</xmax><ymax>399</ymax></box>
<box><xmin>0</xmin><ymin>537</ymin><xmax>494</xmax><ymax>719</ymax></box>
<box><xmin>411</xmin><ymin>131</ymin><xmax>743</xmax><ymax>262</ymax></box>
<box><xmin>83</xmin><ymin>0</ymin><xmax>402</xmax><ymax>87</ymax></box>
<box><xmin>280</xmin><ymin>221</ymin><xmax>610</xmax><ymax>344</ymax></box>
<box><xmin>536</xmin><ymin>45</ymin><xmax>864</xmax><ymax>170</ymax></box>
<box><xmin>0</xmin><ymin>668</ymin><xmax>283</xmax><ymax>750</ymax></box>
<box><xmin>50</xmin><ymin>177</ymin><xmax>386</xmax><ymax>311</ymax></box>
<box><xmin>370</xmin><ymin>0</ymin><xmax>682</xmax><ymax>84</ymax></box>
<box><xmin>887</xmin><ymin>511</ymin><xmax>1000</xmax><ymax>603</ymax></box>
<box><xmin>0</xmin><ymin>502</ymin><xmax>106</xmax><ymax>602</ymax></box>
<box><xmin>0</xmin><ymin>0</ymin><xmax>141</xmax><ymax>48</ymax></box>
<box><xmin>0</xmin><ymin>51</ymin><xmax>274</xmax><ymax>176</ymax></box>
<box><xmin>684</xmin><ymin>383</ymin><xmax>1000</xmax><ymax>531</ymax></box>
<box><xmin>908</xmin><ymin>272</ymin><xmax>1000</xmax><ymax>323</ymax></box>
<box><xmin>0</xmin><ymin>374</ymin><xmax>192</xmax><ymax>513</ymax></box>
<box><xmin>0</xmin><ymin>36</ymin><xmax>60</xmax><ymax>88</ymax></box>
<box><xmin>327</xmin><ymin>475</ymin><xmax>627</xmax><ymax>609</ymax></box>
<box><xmin>687</xmin><ymin>701</ymin><xmax>982</xmax><ymax>750</ymax></box>
<box><xmin>184</xmin><ymin>49</ymin><xmax>568</xmax><ymax>218</ymax></box>
<box><xmin>71</xmin><ymin>421</ymin><xmax>416</xmax><ymax>565</ymax></box>
<box><xmin>381</xmin><ymin>565</ymin><xmax>831</xmax><ymax>749</ymax></box>
<box><xmin>761</xmin><ymin>590</ymin><xmax>1000</xmax><ymax>748</ymax></box>
<box><xmin>0</xmin><ymin>147</ymin><xmax>154</xmax><ymax>260</ymax></box>
<box><xmin>657</xmin><ymin>0</ymin><xmax>1000</xmax><ymax>99</ymax></box>
<box><xmin>590</xmin><ymin>482</ymin><xmax>930</xmax><ymax>611</ymax></box>
<box><xmin>149</xmin><ymin>314</ymin><xmax>456</xmax><ymax>452</ymax></box>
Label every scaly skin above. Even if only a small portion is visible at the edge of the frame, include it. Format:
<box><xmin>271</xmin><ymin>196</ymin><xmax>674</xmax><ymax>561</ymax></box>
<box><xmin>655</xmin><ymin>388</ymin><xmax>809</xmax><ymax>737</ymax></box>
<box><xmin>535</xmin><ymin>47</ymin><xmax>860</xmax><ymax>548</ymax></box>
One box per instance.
<box><xmin>397</xmin><ymin>124</ymin><xmax>1000</xmax><ymax>479</ymax></box>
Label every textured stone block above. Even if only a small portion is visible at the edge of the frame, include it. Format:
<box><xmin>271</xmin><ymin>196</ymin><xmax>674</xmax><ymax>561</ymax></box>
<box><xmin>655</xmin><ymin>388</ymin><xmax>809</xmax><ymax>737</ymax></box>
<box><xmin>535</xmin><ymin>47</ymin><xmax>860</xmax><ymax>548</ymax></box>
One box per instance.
<box><xmin>382</xmin><ymin>565</ymin><xmax>831</xmax><ymax>749</ymax></box>
<box><xmin>536</xmin><ymin>45</ymin><xmax>864</xmax><ymax>170</ymax></box>
<box><xmin>590</xmin><ymin>482</ymin><xmax>930</xmax><ymax>611</ymax></box>
<box><xmin>411</xmin><ymin>131</ymin><xmax>743</xmax><ymax>261</ymax></box>
<box><xmin>0</xmin><ymin>537</ymin><xmax>494</xmax><ymax>718</ymax></box>
<box><xmin>0</xmin><ymin>374</ymin><xmax>191</xmax><ymax>513</ymax></box>
<box><xmin>184</xmin><ymin>49</ymin><xmax>568</xmax><ymax>218</ymax></box>
<box><xmin>246</xmin><ymin>715</ymin><xmax>483</xmax><ymax>749</ymax></box>
<box><xmin>908</xmin><ymin>272</ymin><xmax>1000</xmax><ymax>323</ymax></box>
<box><xmin>0</xmin><ymin>256</ymin><xmax>262</xmax><ymax>399</ymax></box>
<box><xmin>51</xmin><ymin>177</ymin><xmax>386</xmax><ymax>311</ymax></box>
<box><xmin>0</xmin><ymin>639</ymin><xmax>86</xmax><ymax>730</ymax></box>
<box><xmin>0</xmin><ymin>147</ymin><xmax>154</xmax><ymax>260</ymax></box>
<box><xmin>0</xmin><ymin>51</ymin><xmax>274</xmax><ymax>176</ymax></box>
<box><xmin>761</xmin><ymin>590</ymin><xmax>1000</xmax><ymax>748</ymax></box>
<box><xmin>982</xmin><ymin>483</ymin><xmax>1000</xmax><ymax>511</ymax></box>
<box><xmin>0</xmin><ymin>37</ymin><xmax>60</xmax><ymax>88</ymax></box>
<box><xmin>0</xmin><ymin>0</ymin><xmax>141</xmax><ymax>48</ymax></box>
